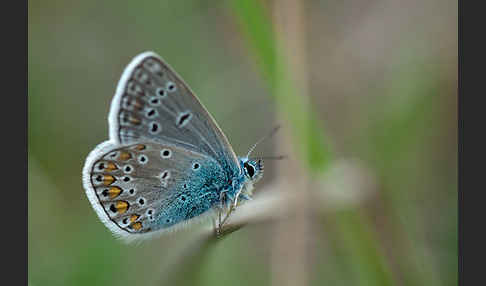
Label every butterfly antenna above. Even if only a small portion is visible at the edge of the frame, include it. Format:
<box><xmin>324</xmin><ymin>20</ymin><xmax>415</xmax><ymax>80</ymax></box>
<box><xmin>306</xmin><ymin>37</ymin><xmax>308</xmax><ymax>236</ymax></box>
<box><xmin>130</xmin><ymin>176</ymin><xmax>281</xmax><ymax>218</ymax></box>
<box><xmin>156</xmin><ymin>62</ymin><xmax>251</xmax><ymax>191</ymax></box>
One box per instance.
<box><xmin>246</xmin><ymin>125</ymin><xmax>281</xmax><ymax>158</ymax></box>
<box><xmin>251</xmin><ymin>155</ymin><xmax>288</xmax><ymax>161</ymax></box>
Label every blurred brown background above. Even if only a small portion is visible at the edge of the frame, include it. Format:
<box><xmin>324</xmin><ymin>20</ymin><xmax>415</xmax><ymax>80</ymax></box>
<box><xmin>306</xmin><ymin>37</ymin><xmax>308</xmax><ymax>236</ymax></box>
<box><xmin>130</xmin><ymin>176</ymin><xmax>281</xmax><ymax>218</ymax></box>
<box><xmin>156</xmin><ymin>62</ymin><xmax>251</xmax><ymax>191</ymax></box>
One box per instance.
<box><xmin>28</xmin><ymin>0</ymin><xmax>457</xmax><ymax>285</ymax></box>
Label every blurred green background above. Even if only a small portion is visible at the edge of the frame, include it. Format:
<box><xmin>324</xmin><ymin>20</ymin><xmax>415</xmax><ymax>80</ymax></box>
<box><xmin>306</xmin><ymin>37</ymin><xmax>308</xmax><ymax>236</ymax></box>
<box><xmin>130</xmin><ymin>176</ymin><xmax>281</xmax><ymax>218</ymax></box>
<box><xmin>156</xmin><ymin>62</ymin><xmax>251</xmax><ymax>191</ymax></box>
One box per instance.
<box><xmin>28</xmin><ymin>0</ymin><xmax>457</xmax><ymax>285</ymax></box>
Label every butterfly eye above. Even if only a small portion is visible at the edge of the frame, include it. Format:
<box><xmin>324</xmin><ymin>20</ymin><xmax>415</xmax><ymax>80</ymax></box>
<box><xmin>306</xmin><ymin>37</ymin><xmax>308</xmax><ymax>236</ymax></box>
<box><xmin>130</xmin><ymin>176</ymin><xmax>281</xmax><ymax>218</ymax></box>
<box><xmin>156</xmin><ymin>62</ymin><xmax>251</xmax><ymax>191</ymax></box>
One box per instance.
<box><xmin>244</xmin><ymin>162</ymin><xmax>255</xmax><ymax>178</ymax></box>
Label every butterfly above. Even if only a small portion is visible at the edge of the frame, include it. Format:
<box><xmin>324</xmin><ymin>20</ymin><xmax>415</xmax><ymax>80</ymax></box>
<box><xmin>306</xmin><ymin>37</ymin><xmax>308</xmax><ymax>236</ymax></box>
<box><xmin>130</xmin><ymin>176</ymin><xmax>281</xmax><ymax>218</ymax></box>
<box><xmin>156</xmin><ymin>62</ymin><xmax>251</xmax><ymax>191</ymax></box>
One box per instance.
<box><xmin>82</xmin><ymin>51</ymin><xmax>265</xmax><ymax>242</ymax></box>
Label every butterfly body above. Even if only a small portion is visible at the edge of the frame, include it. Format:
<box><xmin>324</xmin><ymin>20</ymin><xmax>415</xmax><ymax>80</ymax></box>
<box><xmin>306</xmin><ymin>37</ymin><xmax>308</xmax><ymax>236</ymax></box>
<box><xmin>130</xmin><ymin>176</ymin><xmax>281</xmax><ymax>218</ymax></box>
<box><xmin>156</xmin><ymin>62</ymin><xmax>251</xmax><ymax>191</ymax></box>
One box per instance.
<box><xmin>83</xmin><ymin>52</ymin><xmax>263</xmax><ymax>242</ymax></box>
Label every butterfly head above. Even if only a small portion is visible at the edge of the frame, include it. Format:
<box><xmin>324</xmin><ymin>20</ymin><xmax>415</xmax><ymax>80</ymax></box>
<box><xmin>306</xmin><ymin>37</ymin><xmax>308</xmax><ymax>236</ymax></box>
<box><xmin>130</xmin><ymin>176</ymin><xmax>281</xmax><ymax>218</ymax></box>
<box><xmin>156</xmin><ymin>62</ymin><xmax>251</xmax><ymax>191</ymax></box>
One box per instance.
<box><xmin>240</xmin><ymin>157</ymin><xmax>264</xmax><ymax>184</ymax></box>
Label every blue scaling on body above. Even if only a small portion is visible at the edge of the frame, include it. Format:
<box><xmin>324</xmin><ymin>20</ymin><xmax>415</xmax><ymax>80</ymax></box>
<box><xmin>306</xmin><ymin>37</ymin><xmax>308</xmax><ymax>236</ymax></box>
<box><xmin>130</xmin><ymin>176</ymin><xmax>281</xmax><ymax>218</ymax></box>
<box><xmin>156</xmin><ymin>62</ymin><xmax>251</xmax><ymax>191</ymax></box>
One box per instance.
<box><xmin>82</xmin><ymin>51</ymin><xmax>266</xmax><ymax>242</ymax></box>
<box><xmin>153</xmin><ymin>156</ymin><xmax>263</xmax><ymax>229</ymax></box>
<box><xmin>154</xmin><ymin>158</ymin><xmax>239</xmax><ymax>229</ymax></box>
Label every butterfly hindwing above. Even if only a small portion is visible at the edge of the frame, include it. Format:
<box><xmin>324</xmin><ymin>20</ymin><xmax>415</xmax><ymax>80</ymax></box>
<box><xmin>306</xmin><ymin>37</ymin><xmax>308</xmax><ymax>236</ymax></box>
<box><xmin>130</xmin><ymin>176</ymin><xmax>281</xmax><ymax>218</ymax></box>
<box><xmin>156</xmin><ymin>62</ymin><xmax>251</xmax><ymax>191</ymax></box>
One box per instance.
<box><xmin>108</xmin><ymin>51</ymin><xmax>240</xmax><ymax>177</ymax></box>
<box><xmin>82</xmin><ymin>140</ymin><xmax>228</xmax><ymax>241</ymax></box>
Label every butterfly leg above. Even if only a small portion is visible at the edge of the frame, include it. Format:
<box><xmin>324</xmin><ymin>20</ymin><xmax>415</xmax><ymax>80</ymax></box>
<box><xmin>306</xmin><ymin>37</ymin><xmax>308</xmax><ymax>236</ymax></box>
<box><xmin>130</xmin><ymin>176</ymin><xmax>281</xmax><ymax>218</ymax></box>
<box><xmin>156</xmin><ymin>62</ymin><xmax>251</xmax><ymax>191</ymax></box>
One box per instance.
<box><xmin>215</xmin><ymin>189</ymin><xmax>230</xmax><ymax>236</ymax></box>
<box><xmin>213</xmin><ymin>189</ymin><xmax>239</xmax><ymax>235</ymax></box>
<box><xmin>219</xmin><ymin>204</ymin><xmax>235</xmax><ymax>229</ymax></box>
<box><xmin>219</xmin><ymin>191</ymin><xmax>240</xmax><ymax>230</ymax></box>
<box><xmin>217</xmin><ymin>209</ymin><xmax>222</xmax><ymax>236</ymax></box>
<box><xmin>212</xmin><ymin>216</ymin><xmax>221</xmax><ymax>237</ymax></box>
<box><xmin>233</xmin><ymin>188</ymin><xmax>243</xmax><ymax>208</ymax></box>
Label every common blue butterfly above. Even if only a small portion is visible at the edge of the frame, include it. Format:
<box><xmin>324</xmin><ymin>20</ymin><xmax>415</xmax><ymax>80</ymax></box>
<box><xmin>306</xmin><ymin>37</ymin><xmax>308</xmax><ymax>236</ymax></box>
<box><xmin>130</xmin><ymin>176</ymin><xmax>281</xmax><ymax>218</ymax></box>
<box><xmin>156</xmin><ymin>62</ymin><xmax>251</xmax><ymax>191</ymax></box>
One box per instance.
<box><xmin>82</xmin><ymin>52</ymin><xmax>264</xmax><ymax>242</ymax></box>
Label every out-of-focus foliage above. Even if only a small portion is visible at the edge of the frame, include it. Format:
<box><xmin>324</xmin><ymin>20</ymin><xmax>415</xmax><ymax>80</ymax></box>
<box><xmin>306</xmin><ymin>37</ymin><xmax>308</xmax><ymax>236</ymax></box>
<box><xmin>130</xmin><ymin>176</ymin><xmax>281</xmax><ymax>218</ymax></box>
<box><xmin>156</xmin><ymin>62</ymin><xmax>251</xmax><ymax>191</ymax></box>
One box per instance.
<box><xmin>29</xmin><ymin>0</ymin><xmax>457</xmax><ymax>285</ymax></box>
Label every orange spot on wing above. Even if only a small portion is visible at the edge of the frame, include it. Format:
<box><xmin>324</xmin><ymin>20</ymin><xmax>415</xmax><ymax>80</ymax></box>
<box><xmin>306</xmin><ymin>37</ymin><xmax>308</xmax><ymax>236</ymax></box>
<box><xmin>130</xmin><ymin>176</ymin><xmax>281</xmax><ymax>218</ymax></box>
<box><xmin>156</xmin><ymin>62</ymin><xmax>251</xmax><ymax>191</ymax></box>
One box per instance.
<box><xmin>102</xmin><ymin>175</ymin><xmax>116</xmax><ymax>186</ymax></box>
<box><xmin>119</xmin><ymin>152</ymin><xmax>132</xmax><ymax>161</ymax></box>
<box><xmin>107</xmin><ymin>186</ymin><xmax>122</xmax><ymax>198</ymax></box>
<box><xmin>131</xmin><ymin>222</ymin><xmax>142</xmax><ymax>231</ymax></box>
<box><xmin>115</xmin><ymin>201</ymin><xmax>129</xmax><ymax>214</ymax></box>
<box><xmin>129</xmin><ymin>116</ymin><xmax>141</xmax><ymax>125</ymax></box>
<box><xmin>105</xmin><ymin>162</ymin><xmax>118</xmax><ymax>171</ymax></box>
<box><xmin>133</xmin><ymin>99</ymin><xmax>144</xmax><ymax>110</ymax></box>
<box><xmin>134</xmin><ymin>144</ymin><xmax>146</xmax><ymax>151</ymax></box>
<box><xmin>130</xmin><ymin>214</ymin><xmax>140</xmax><ymax>223</ymax></box>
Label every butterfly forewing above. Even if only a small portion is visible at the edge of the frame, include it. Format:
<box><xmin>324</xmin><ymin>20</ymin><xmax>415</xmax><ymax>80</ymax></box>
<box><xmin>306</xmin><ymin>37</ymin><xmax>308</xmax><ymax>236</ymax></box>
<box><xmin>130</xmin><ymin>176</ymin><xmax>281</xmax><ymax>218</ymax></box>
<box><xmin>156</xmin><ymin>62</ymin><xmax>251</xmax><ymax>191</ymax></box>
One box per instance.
<box><xmin>83</xmin><ymin>141</ymin><xmax>227</xmax><ymax>241</ymax></box>
<box><xmin>108</xmin><ymin>52</ymin><xmax>240</xmax><ymax>177</ymax></box>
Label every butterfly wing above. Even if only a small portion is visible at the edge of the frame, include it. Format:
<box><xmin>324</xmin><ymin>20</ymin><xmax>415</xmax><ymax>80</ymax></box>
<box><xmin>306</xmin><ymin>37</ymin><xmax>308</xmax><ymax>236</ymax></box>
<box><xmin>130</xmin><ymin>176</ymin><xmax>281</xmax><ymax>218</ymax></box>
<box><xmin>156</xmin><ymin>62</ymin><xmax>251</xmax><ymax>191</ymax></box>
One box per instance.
<box><xmin>108</xmin><ymin>51</ymin><xmax>240</xmax><ymax>177</ymax></box>
<box><xmin>82</xmin><ymin>141</ymin><xmax>227</xmax><ymax>242</ymax></box>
